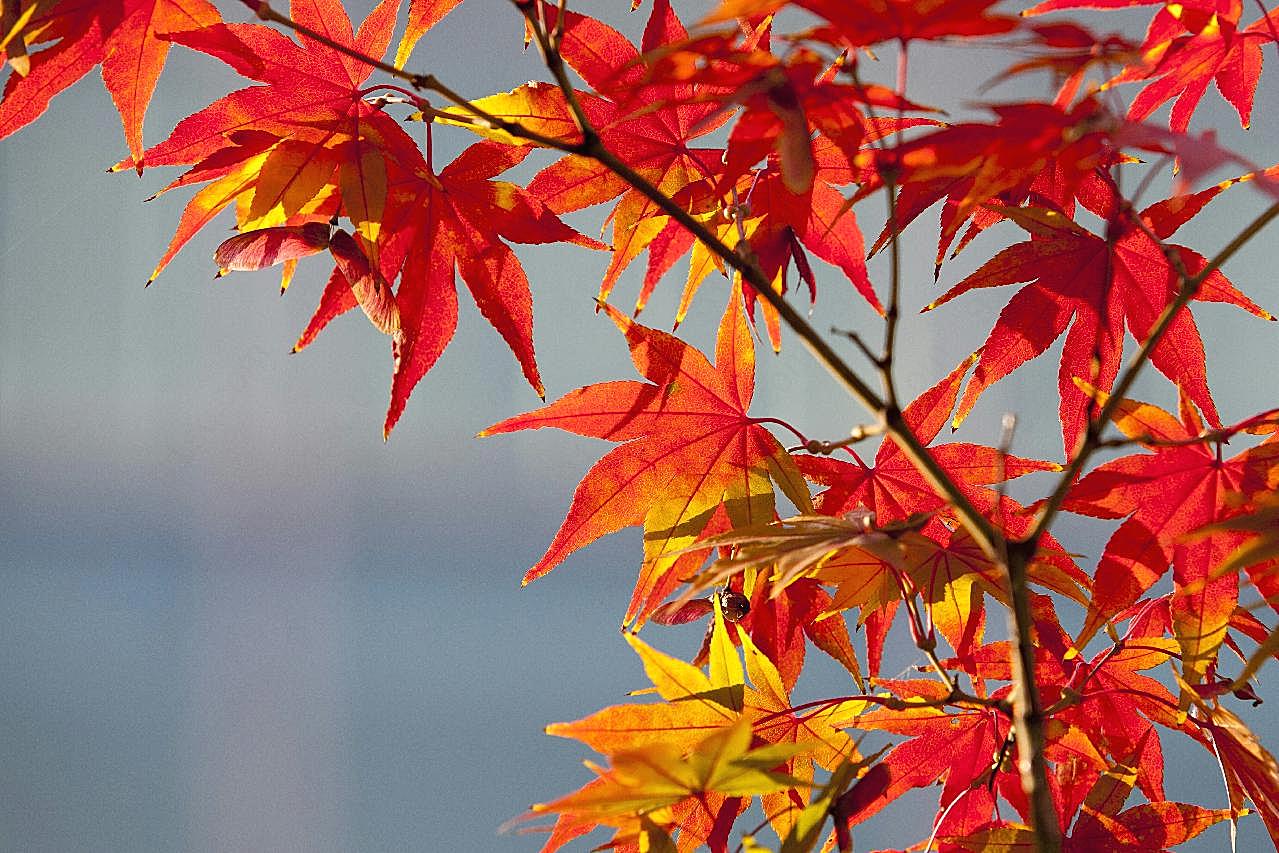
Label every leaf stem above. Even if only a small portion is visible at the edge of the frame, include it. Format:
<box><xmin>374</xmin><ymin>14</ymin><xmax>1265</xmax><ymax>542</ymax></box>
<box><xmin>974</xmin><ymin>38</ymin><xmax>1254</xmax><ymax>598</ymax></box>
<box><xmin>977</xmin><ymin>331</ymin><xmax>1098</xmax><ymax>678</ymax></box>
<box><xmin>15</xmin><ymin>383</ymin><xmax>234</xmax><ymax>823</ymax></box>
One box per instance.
<box><xmin>878</xmin><ymin>39</ymin><xmax>908</xmax><ymax>411</ymax></box>
<box><xmin>752</xmin><ymin>416</ymin><xmax>809</xmax><ymax>446</ymax></box>
<box><xmin>881</xmin><ymin>177</ymin><xmax>902</xmax><ymax>410</ymax></box>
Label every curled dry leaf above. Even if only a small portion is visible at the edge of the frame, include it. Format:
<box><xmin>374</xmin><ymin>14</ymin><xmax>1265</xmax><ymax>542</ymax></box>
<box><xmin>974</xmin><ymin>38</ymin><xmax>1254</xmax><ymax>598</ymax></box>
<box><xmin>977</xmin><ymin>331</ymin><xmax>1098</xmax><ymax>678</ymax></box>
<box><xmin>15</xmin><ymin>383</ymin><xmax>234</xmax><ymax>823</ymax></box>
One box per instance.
<box><xmin>675</xmin><ymin>511</ymin><xmax>927</xmax><ymax>600</ymax></box>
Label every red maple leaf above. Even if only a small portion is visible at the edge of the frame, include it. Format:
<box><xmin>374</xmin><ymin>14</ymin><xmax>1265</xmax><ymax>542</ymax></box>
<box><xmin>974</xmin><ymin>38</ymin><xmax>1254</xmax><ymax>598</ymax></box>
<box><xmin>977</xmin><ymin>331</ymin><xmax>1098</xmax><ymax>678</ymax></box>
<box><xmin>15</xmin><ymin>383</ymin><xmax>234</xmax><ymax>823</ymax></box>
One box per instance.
<box><xmin>1056</xmin><ymin>609</ymin><xmax>1184</xmax><ymax>802</ymax></box>
<box><xmin>622</xmin><ymin>32</ymin><xmax>917</xmax><ymax>196</ymax></box>
<box><xmin>97</xmin><ymin>0</ymin><xmax>606</xmax><ymax>434</ymax></box>
<box><xmin>1</xmin><ymin>0</ymin><xmax>221</xmax><ymax>168</ymax></box>
<box><xmin>506</xmin><ymin>0</ymin><xmax>731</xmax><ymax>304</ymax></box>
<box><xmin>874</xmin><ymin>160</ymin><xmax>1125</xmax><ymax>277</ymax></box>
<box><xmin>708</xmin><ymin>0</ymin><xmax>1018</xmax><ymax>47</ymax></box>
<box><xmin>928</xmin><ymin>176</ymin><xmax>1273</xmax><ymax>455</ymax></box>
<box><xmin>480</xmin><ymin>288</ymin><xmax>812</xmax><ymax>617</ymax></box>
<box><xmin>1028</xmin><ymin>0</ymin><xmax>1279</xmax><ymax>132</ymax></box>
<box><xmin>797</xmin><ymin>354</ymin><xmax>1060</xmax><ymax>531</ymax></box>
<box><xmin>852</xmin><ymin>99</ymin><xmax>1138</xmax><ymax>273</ymax></box>
<box><xmin>955</xmin><ymin>597</ymin><xmax>1185</xmax><ymax>804</ymax></box>
<box><xmin>659</xmin><ymin>141</ymin><xmax>886</xmax><ymax>351</ymax></box>
<box><xmin>294</xmin><ymin>138</ymin><xmax>606</xmax><ymax>435</ymax></box>
<box><xmin>833</xmin><ymin>679</ymin><xmax>1028</xmax><ymax>837</ymax></box>
<box><xmin>1115</xmin><ymin>1</ymin><xmax>1277</xmax><ymax>132</ymax></box>
<box><xmin>1062</xmin><ymin>390</ymin><xmax>1279</xmax><ymax>684</ymax></box>
<box><xmin>942</xmin><ymin>747</ymin><xmax>1232</xmax><ymax>852</ymax></box>
<box><xmin>120</xmin><ymin>0</ymin><xmax>413</xmax><ymax>283</ymax></box>
<box><xmin>796</xmin><ymin>356</ymin><xmax>1082</xmax><ymax>672</ymax></box>
<box><xmin>739</xmin><ymin>151</ymin><xmax>883</xmax><ymax>321</ymax></box>
<box><xmin>128</xmin><ymin>0</ymin><xmax>602</xmax><ymax>433</ymax></box>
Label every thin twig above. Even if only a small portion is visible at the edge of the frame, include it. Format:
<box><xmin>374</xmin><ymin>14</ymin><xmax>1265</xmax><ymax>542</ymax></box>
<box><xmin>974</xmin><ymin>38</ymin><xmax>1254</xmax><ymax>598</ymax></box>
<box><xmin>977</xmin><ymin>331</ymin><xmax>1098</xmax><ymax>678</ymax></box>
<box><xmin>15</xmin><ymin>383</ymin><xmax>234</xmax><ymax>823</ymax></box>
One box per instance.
<box><xmin>801</xmin><ymin>421</ymin><xmax>887</xmax><ymax>455</ymax></box>
<box><xmin>832</xmin><ymin>325</ymin><xmax>884</xmax><ymax>367</ymax></box>
<box><xmin>879</xmin><ymin>40</ymin><xmax>910</xmax><ymax>411</ymax></box>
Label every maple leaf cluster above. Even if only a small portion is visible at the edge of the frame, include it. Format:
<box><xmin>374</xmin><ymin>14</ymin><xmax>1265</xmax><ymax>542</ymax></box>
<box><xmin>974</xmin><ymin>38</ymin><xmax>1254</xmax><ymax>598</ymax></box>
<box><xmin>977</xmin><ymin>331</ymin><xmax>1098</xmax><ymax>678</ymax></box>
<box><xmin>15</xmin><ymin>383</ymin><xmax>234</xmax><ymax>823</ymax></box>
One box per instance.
<box><xmin>6</xmin><ymin>0</ymin><xmax>1279</xmax><ymax>850</ymax></box>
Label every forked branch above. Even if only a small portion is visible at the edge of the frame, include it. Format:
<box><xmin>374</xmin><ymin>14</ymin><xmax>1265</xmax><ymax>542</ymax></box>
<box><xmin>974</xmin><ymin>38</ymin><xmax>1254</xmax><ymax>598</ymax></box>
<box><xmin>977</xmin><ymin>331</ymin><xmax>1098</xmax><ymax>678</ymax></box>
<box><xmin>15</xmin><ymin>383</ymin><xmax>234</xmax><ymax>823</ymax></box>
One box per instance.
<box><xmin>227</xmin><ymin>4</ymin><xmax>1279</xmax><ymax>852</ymax></box>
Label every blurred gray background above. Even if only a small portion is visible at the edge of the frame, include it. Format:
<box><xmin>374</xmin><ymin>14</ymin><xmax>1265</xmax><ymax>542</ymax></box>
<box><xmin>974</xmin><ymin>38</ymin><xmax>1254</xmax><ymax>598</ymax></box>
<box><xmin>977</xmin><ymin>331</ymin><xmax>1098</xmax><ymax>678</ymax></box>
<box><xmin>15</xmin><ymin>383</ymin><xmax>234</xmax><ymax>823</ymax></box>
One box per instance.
<box><xmin>2</xmin><ymin>1</ymin><xmax>1276</xmax><ymax>851</ymax></box>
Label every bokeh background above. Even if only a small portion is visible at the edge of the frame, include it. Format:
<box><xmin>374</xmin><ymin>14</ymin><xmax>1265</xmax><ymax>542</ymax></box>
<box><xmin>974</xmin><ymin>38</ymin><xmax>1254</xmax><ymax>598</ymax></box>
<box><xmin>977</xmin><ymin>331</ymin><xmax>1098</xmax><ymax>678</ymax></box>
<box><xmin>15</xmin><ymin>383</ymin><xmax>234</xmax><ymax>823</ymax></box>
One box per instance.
<box><xmin>2</xmin><ymin>2</ymin><xmax>1277</xmax><ymax>851</ymax></box>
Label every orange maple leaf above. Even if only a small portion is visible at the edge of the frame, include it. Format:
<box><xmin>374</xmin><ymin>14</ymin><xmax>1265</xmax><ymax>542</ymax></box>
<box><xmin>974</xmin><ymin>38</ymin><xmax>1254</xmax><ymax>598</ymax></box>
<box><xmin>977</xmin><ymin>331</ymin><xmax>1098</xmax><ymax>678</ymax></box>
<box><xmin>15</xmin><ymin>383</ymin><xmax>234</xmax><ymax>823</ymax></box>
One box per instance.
<box><xmin>124</xmin><ymin>0</ymin><xmax>409</xmax><ymax>283</ymax></box>
<box><xmin>540</xmin><ymin>600</ymin><xmax>862</xmax><ymax>849</ymax></box>
<box><xmin>481</xmin><ymin>287</ymin><xmax>812</xmax><ymax>601</ymax></box>
<box><xmin>929</xmin><ymin>178</ymin><xmax>1273</xmax><ymax>456</ymax></box>
<box><xmin>450</xmin><ymin>1</ymin><xmax>732</xmax><ymax>309</ymax></box>
<box><xmin>1</xmin><ymin>0</ymin><xmax>222</xmax><ymax>167</ymax></box>
<box><xmin>279</xmin><ymin>138</ymin><xmax>606</xmax><ymax>436</ymax></box>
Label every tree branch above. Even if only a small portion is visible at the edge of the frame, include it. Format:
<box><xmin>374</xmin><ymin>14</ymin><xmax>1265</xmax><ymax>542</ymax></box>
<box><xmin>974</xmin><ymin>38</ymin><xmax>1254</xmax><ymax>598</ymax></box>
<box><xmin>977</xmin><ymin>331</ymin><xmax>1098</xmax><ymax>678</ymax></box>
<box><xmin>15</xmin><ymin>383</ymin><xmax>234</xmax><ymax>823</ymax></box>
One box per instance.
<box><xmin>515</xmin><ymin>15</ymin><xmax>1062</xmax><ymax>844</ymax></box>
<box><xmin>512</xmin><ymin>1</ymin><xmax>1004</xmax><ymax>566</ymax></box>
